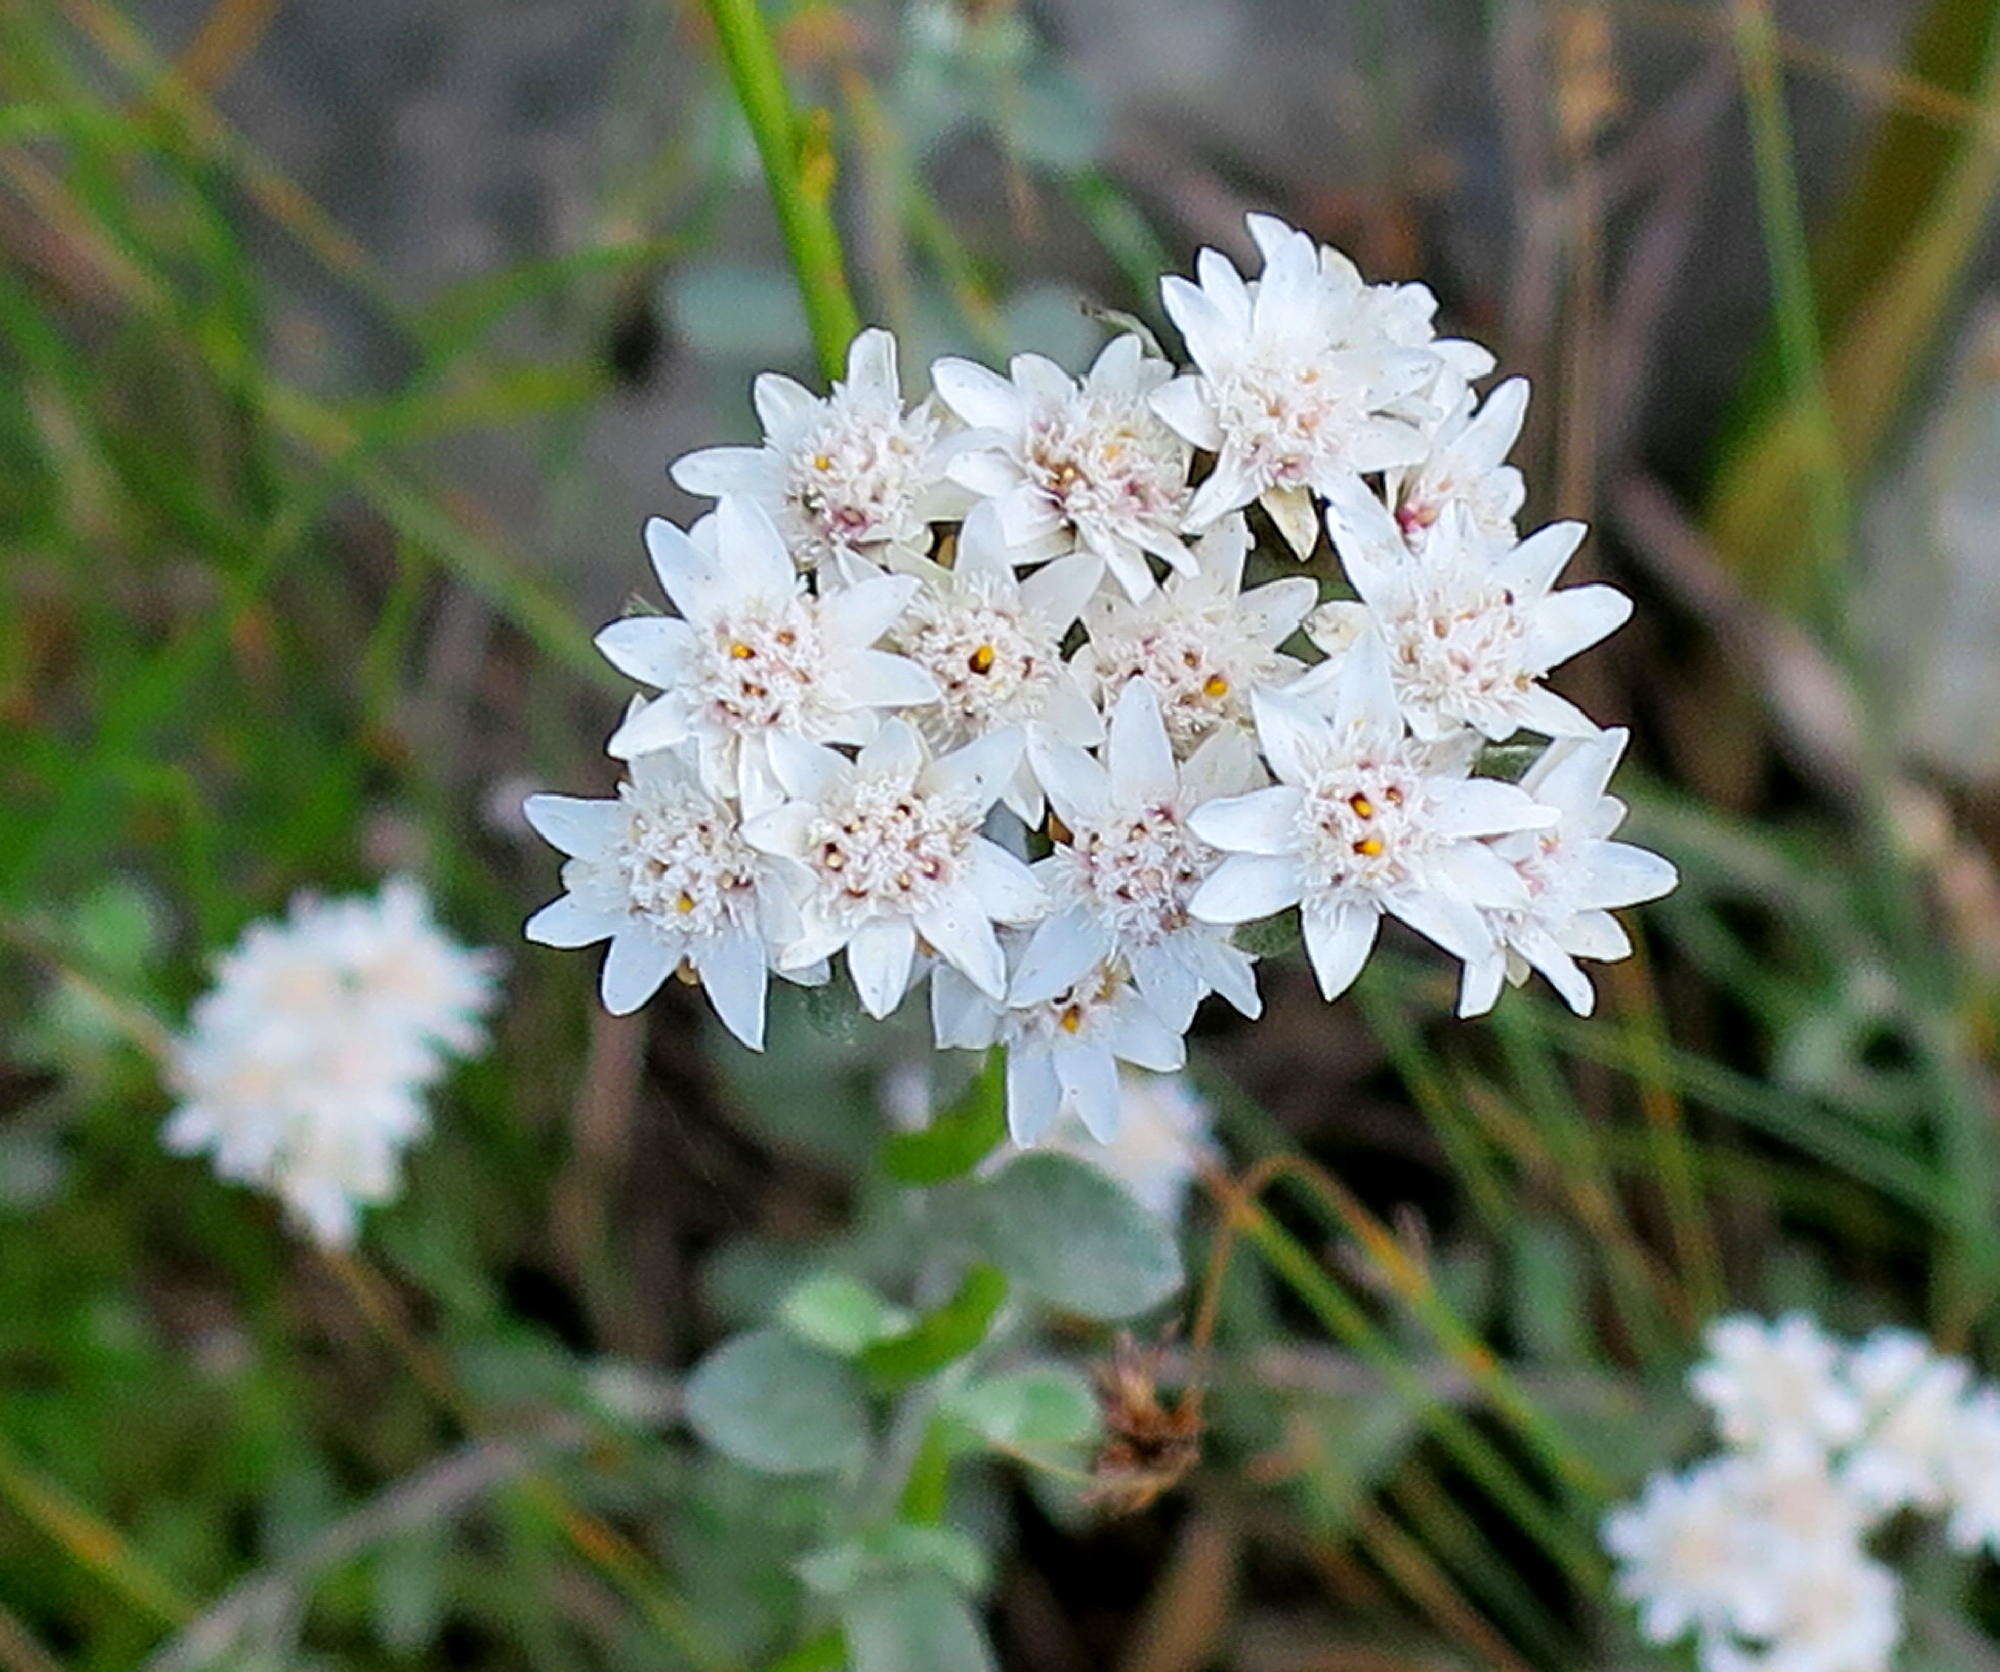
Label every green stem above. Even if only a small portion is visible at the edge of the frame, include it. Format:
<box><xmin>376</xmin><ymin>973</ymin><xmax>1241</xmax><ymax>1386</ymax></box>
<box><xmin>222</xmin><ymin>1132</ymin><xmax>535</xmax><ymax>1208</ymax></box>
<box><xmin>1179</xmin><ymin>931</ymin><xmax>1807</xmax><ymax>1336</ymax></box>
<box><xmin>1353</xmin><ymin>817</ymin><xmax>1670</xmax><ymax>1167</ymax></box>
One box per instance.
<box><xmin>699</xmin><ymin>0</ymin><xmax>860</xmax><ymax>379</ymax></box>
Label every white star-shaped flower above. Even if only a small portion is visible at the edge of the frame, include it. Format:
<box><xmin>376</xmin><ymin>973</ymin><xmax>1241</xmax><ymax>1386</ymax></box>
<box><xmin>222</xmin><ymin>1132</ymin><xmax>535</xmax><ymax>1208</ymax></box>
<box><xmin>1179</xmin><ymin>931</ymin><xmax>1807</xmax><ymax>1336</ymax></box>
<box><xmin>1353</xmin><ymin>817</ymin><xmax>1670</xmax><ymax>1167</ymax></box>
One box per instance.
<box><xmin>1604</xmin><ymin>1460</ymin><xmax>1776</xmax><ymax>1649</ymax></box>
<box><xmin>1071</xmin><ymin>514</ymin><xmax>1316</xmax><ymax>757</ymax></box>
<box><xmin>1151</xmin><ymin>213</ymin><xmax>1445</xmax><ymax>556</ymax></box>
<box><xmin>1456</xmin><ymin>727</ymin><xmax>1678</xmax><ymax>1018</ymax></box>
<box><xmin>1386</xmin><ymin>376</ymin><xmax>1529</xmax><ymax>554</ymax></box>
<box><xmin>1305</xmin><ymin>481</ymin><xmax>1629</xmax><ymax>742</ymax></box>
<box><xmin>1690</xmin><ymin>1314</ymin><xmax>1865</xmax><ymax>1458</ymax></box>
<box><xmin>671</xmin><ymin>327</ymin><xmax>961</xmax><ymax>579</ymax></box>
<box><xmin>932</xmin><ymin>333</ymin><xmax>1196</xmax><ymax>600</ymax></box>
<box><xmin>522</xmin><ymin>742</ymin><xmax>804</xmax><ymax>1047</ymax></box>
<box><xmin>932</xmin><ymin>937</ymin><xmax>1186</xmax><ymax>1146</ymax></box>
<box><xmin>744</xmin><ymin>720</ymin><xmax>1045</xmax><ymax>1018</ymax></box>
<box><xmin>1189</xmin><ymin>632</ymin><xmax>1554</xmax><ymax>1000</ymax></box>
<box><xmin>1838</xmin><ymin>1328</ymin><xmax>1972</xmax><ymax>1518</ymax></box>
<box><xmin>1013</xmin><ymin>678</ymin><xmax>1263</xmax><ymax>1032</ymax></box>
<box><xmin>886</xmin><ymin>502</ymin><xmax>1104</xmax><ymax>824</ymax></box>
<box><xmin>163</xmin><ymin>883</ymin><xmax>495</xmax><ymax>1247</ymax></box>
<box><xmin>596</xmin><ymin>497</ymin><xmax>938</xmax><ymax>802</ymax></box>
<box><xmin>1944</xmin><ymin>1387</ymin><xmax>2000</xmax><ymax>1557</ymax></box>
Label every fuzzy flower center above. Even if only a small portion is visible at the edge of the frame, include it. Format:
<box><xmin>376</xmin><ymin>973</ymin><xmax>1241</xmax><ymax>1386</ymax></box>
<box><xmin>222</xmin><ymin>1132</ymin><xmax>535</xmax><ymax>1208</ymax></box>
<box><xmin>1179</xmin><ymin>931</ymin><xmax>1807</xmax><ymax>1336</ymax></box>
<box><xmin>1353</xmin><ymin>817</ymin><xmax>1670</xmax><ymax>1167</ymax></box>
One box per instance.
<box><xmin>897</xmin><ymin>587</ymin><xmax>1052</xmax><ymax>734</ymax></box>
<box><xmin>1062</xmin><ymin>804</ymin><xmax>1205</xmax><ymax>944</ymax></box>
<box><xmin>1296</xmin><ymin>749</ymin><xmax>1434</xmax><ymax>892</ymax></box>
<box><xmin>1009</xmin><ymin>959</ymin><xmax>1134</xmax><ymax>1046</ymax></box>
<box><xmin>618</xmin><ymin>785</ymin><xmax>759</xmax><ymax>939</ymax></box>
<box><xmin>1090</xmin><ymin>613</ymin><xmax>1268</xmax><ymax>750</ymax></box>
<box><xmin>803</xmin><ymin>775</ymin><xmax>976</xmax><ymax>921</ymax></box>
<box><xmin>1207</xmin><ymin>346</ymin><xmax>1367</xmax><ymax>488</ymax></box>
<box><xmin>781</xmin><ymin>394</ymin><xmax>940</xmax><ymax>561</ymax></box>
<box><xmin>1022</xmin><ymin>393</ymin><xmax>1186</xmax><ymax>541</ymax></box>
<box><xmin>1378</xmin><ymin>578</ymin><xmax>1530</xmax><ymax>715</ymax></box>
<box><xmin>691</xmin><ymin>594</ymin><xmax>827</xmax><ymax>737</ymax></box>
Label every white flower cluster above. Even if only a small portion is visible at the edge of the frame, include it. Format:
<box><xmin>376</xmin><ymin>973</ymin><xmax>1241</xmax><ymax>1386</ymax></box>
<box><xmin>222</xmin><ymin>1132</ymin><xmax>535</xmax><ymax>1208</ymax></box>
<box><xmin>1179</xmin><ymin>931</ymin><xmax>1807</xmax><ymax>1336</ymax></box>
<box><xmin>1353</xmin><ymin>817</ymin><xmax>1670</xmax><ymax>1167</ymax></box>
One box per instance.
<box><xmin>164</xmin><ymin>880</ymin><xmax>500</xmax><ymax>1245</ymax></box>
<box><xmin>525</xmin><ymin>214</ymin><xmax>1676</xmax><ymax>1143</ymax></box>
<box><xmin>1605</xmin><ymin>1312</ymin><xmax>2000</xmax><ymax>1672</ymax></box>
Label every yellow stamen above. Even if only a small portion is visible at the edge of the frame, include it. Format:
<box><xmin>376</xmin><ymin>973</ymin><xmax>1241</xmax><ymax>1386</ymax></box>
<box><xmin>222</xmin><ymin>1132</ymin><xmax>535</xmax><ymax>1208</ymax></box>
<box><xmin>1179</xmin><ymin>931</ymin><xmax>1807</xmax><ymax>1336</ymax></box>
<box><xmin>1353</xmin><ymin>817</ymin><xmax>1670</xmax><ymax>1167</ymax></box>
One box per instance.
<box><xmin>812</xmin><ymin>453</ymin><xmax>832</xmax><ymax>471</ymax></box>
<box><xmin>1059</xmin><ymin>1006</ymin><xmax>1084</xmax><ymax>1034</ymax></box>
<box><xmin>1353</xmin><ymin>836</ymin><xmax>1384</xmax><ymax>858</ymax></box>
<box><xmin>1348</xmin><ymin>793</ymin><xmax>1375</xmax><ymax>819</ymax></box>
<box><xmin>1202</xmin><ymin>674</ymin><xmax>1229</xmax><ymax>698</ymax></box>
<box><xmin>969</xmin><ymin>643</ymin><xmax>997</xmax><ymax>674</ymax></box>
<box><xmin>675</xmin><ymin>891</ymin><xmax>696</xmax><ymax>914</ymax></box>
<box><xmin>728</xmin><ymin>641</ymin><xmax>754</xmax><ymax>660</ymax></box>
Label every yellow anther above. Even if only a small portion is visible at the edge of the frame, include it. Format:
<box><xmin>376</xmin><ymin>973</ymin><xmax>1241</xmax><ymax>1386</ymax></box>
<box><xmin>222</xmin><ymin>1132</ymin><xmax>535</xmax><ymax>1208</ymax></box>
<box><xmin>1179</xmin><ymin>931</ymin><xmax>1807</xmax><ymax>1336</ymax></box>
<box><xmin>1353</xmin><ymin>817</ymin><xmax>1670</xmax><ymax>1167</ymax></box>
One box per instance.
<box><xmin>812</xmin><ymin>453</ymin><xmax>832</xmax><ymax>471</ymax></box>
<box><xmin>1202</xmin><ymin>674</ymin><xmax>1230</xmax><ymax>699</ymax></box>
<box><xmin>1353</xmin><ymin>836</ymin><xmax>1385</xmax><ymax>858</ymax></box>
<box><xmin>1059</xmin><ymin>1006</ymin><xmax>1084</xmax><ymax>1034</ymax></box>
<box><xmin>675</xmin><ymin>891</ymin><xmax>697</xmax><ymax>914</ymax></box>
<box><xmin>969</xmin><ymin>643</ymin><xmax>997</xmax><ymax>674</ymax></box>
<box><xmin>1348</xmin><ymin>793</ymin><xmax>1375</xmax><ymax>819</ymax></box>
<box><xmin>728</xmin><ymin>641</ymin><xmax>754</xmax><ymax>659</ymax></box>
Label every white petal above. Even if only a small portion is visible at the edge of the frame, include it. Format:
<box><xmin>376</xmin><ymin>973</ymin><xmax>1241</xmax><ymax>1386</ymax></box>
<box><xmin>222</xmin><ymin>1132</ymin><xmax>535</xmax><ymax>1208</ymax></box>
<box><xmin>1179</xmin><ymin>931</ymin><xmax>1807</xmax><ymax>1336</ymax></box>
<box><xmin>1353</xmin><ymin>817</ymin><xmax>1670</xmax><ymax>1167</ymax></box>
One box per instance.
<box><xmin>1028</xmin><ymin>734</ymin><xmax>1109</xmax><ymax>832</ymax></box>
<box><xmin>1457</xmin><ymin>951</ymin><xmax>1507</xmax><ymax>1019</ymax></box>
<box><xmin>1106</xmin><ymin>679</ymin><xmax>1177</xmax><ymax>806</ymax></box>
<box><xmin>600</xmin><ymin>930</ymin><xmax>675</xmax><ymax>1015</ymax></box>
<box><xmin>1385</xmin><ymin>889</ymin><xmax>1494</xmax><ymax>964</ymax></box>
<box><xmin>967</xmin><ymin>839</ymin><xmax>1048</xmax><ymax>924</ymax></box>
<box><xmin>856</xmin><ymin>716</ymin><xmax>926</xmax><ymax>782</ymax></box>
<box><xmin>1527</xmin><ymin>584</ymin><xmax>1632</xmax><ymax>671</ymax></box>
<box><xmin>644</xmin><ymin>515</ymin><xmax>730</xmax><ymax>621</ymax></box>
<box><xmin>1300</xmin><ymin>902</ymin><xmax>1380</xmax><ymax>999</ymax></box>
<box><xmin>846</xmin><ymin>327</ymin><xmax>901</xmax><ymax>398</ymax></box>
<box><xmin>1250</xmin><ymin>692</ymin><xmax>1330</xmax><ymax>788</ymax></box>
<box><xmin>1128</xmin><ymin>941</ymin><xmax>1204</xmax><ymax>1033</ymax></box>
<box><xmin>1010</xmin><ymin>908</ymin><xmax>1110</xmax><ymax>1006</ymax></box>
<box><xmin>765</xmin><ymin>733</ymin><xmax>849</xmax><ymax>802</ymax></box>
<box><xmin>1498</xmin><ymin>520</ymin><xmax>1588</xmax><ymax>599</ymax></box>
<box><xmin>752</xmin><ymin>371</ymin><xmax>818</xmax><ymax>439</ymax></box>
<box><xmin>1576</xmin><ymin>842</ymin><xmax>1678</xmax><ymax>910</ymax></box>
<box><xmin>595</xmin><ymin>615</ymin><xmax>695</xmax><ymax>686</ymax></box>
<box><xmin>932</xmin><ymin>356</ymin><xmax>1025</xmax><ymax>433</ymax></box>
<box><xmin>1149</xmin><ymin>375</ymin><xmax>1224</xmax><ymax>450</ymax></box>
<box><xmin>1019</xmin><ymin>553</ymin><xmax>1103</xmax><ymax>634</ymax></box>
<box><xmin>524</xmin><ymin>894</ymin><xmax>623</xmax><ymax>948</ymax></box>
<box><xmin>929</xmin><ymin>726</ymin><xmax>1024</xmax><ymax>810</ymax></box>
<box><xmin>1054</xmin><ymin>1041</ymin><xmax>1123</xmax><ymax>1141</ymax></box>
<box><xmin>1184</xmin><ymin>452</ymin><xmax>1260</xmax><ymax>531</ymax></box>
<box><xmin>1005</xmin><ymin>1046</ymin><xmax>1064</xmax><ymax>1145</ymax></box>
<box><xmin>605</xmin><ymin>694</ymin><xmax>689</xmax><ymax>760</ymax></box>
<box><xmin>522</xmin><ymin>794</ymin><xmax>626</xmax><ymax>859</ymax></box>
<box><xmin>1239</xmin><ymin>577</ymin><xmax>1319</xmax><ymax>646</ymax></box>
<box><xmin>820</xmin><ymin>572</ymin><xmax>920</xmax><ymax>648</ymax></box>
<box><xmin>695</xmin><ymin>928</ymin><xmax>769</xmax><ymax>1049</ymax></box>
<box><xmin>1189</xmin><ymin>853</ymin><xmax>1305</xmax><ymax>923</ymax></box>
<box><xmin>1432</xmin><ymin>779</ymin><xmax>1556</xmax><ymax>839</ymax></box>
<box><xmin>1263</xmin><ymin>485</ymin><xmax>1319</xmax><ymax>557</ymax></box>
<box><xmin>714</xmin><ymin>495</ymin><xmax>796</xmax><ymax>596</ymax></box>
<box><xmin>670</xmin><ymin>445</ymin><xmax>771</xmax><ymax>499</ymax></box>
<box><xmin>1563</xmin><ymin>908</ymin><xmax>1631</xmax><ymax>961</ymax></box>
<box><xmin>932</xmin><ymin>963</ymin><xmax>1000</xmax><ymax>1050</ymax></box>
<box><xmin>845</xmin><ymin>648</ymin><xmax>940</xmax><ymax>710</ymax></box>
<box><xmin>915</xmin><ymin>901</ymin><xmax>1006</xmax><ymax>1000</ymax></box>
<box><xmin>1332</xmin><ymin>630</ymin><xmax>1404</xmax><ymax>747</ymax></box>
<box><xmin>1105</xmin><ymin>1003</ymin><xmax>1188</xmax><ymax>1075</ymax></box>
<box><xmin>848</xmin><ymin>916</ymin><xmax>919</xmax><ymax>1018</ymax></box>
<box><xmin>1189</xmin><ymin>785</ymin><xmax>1304</xmax><ymax>856</ymax></box>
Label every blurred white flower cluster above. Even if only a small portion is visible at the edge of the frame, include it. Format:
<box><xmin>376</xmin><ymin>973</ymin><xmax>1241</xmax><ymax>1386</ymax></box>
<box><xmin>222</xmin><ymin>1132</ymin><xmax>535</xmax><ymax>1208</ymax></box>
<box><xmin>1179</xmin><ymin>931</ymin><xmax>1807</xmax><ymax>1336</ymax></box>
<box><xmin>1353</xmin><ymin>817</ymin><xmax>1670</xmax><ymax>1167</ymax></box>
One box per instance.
<box><xmin>526</xmin><ymin>214</ymin><xmax>1675</xmax><ymax>1144</ymax></box>
<box><xmin>1605</xmin><ymin>1312</ymin><xmax>2000</xmax><ymax>1672</ymax></box>
<box><xmin>164</xmin><ymin>879</ymin><xmax>499</xmax><ymax>1245</ymax></box>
